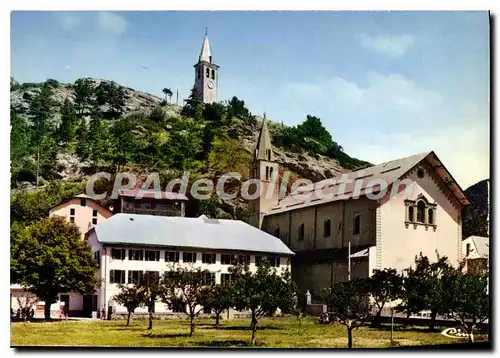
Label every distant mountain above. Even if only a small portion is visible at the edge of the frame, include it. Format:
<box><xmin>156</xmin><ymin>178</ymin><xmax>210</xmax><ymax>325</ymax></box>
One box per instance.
<box><xmin>462</xmin><ymin>179</ymin><xmax>490</xmax><ymax>239</ymax></box>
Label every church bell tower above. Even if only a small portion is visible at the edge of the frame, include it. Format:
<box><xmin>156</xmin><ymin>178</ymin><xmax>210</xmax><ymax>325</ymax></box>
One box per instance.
<box><xmin>193</xmin><ymin>29</ymin><xmax>219</xmax><ymax>104</ymax></box>
<box><xmin>248</xmin><ymin>115</ymin><xmax>280</xmax><ymax>229</ymax></box>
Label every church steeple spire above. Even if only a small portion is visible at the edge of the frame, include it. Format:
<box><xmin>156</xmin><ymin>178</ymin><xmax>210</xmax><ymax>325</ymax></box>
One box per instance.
<box><xmin>199</xmin><ymin>29</ymin><xmax>212</xmax><ymax>63</ymax></box>
<box><xmin>254</xmin><ymin>114</ymin><xmax>274</xmax><ymax>162</ymax></box>
<box><xmin>193</xmin><ymin>29</ymin><xmax>219</xmax><ymax>104</ymax></box>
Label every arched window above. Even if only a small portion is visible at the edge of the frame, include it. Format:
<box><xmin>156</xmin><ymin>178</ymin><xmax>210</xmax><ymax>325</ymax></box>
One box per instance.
<box><xmin>408</xmin><ymin>206</ymin><xmax>414</xmax><ymax>222</ymax></box>
<box><xmin>269</xmin><ymin>167</ymin><xmax>274</xmax><ymax>180</ymax></box>
<box><xmin>206</xmin><ymin>68</ymin><xmax>210</xmax><ymax>78</ymax></box>
<box><xmin>275</xmin><ymin>226</ymin><xmax>280</xmax><ymax>238</ymax></box>
<box><xmin>324</xmin><ymin>219</ymin><xmax>331</xmax><ymax>237</ymax></box>
<box><xmin>353</xmin><ymin>214</ymin><xmax>360</xmax><ymax>235</ymax></box>
<box><xmin>267</xmin><ymin>149</ymin><xmax>271</xmax><ymax>161</ymax></box>
<box><xmin>265</xmin><ymin>166</ymin><xmax>269</xmax><ymax>180</ymax></box>
<box><xmin>197</xmin><ymin>68</ymin><xmax>201</xmax><ymax>79</ymax></box>
<box><xmin>428</xmin><ymin>208</ymin><xmax>434</xmax><ymax>225</ymax></box>
<box><xmin>299</xmin><ymin>224</ymin><xmax>305</xmax><ymax>241</ymax></box>
<box><xmin>211</xmin><ymin>69</ymin><xmax>215</xmax><ymax>80</ymax></box>
<box><xmin>417</xmin><ymin>201</ymin><xmax>426</xmax><ymax>223</ymax></box>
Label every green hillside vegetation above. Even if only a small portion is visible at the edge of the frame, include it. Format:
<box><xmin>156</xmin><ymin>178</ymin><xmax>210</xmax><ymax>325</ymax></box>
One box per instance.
<box><xmin>10</xmin><ymin>78</ymin><xmax>368</xmax><ymax>224</ymax></box>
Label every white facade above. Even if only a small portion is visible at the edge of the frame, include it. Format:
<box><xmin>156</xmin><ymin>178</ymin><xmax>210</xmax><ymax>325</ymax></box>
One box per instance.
<box><xmin>87</xmin><ymin>231</ymin><xmax>291</xmax><ymax>315</ymax></box>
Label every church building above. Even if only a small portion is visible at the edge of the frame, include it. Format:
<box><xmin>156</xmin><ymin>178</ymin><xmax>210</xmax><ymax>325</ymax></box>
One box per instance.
<box><xmin>193</xmin><ymin>31</ymin><xmax>219</xmax><ymax>104</ymax></box>
<box><xmin>248</xmin><ymin>119</ymin><xmax>471</xmax><ymax>303</ymax></box>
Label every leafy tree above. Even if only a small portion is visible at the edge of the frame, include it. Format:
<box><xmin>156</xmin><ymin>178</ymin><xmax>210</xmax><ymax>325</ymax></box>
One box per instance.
<box><xmin>208</xmin><ymin>136</ymin><xmax>251</xmax><ymax>177</ymax></box>
<box><xmin>45</xmin><ymin>78</ymin><xmax>60</xmax><ymax>88</ymax></box>
<box><xmin>28</xmin><ymin>83</ymin><xmax>57</xmax><ymax>186</ymax></box>
<box><xmin>165</xmin><ymin>118</ymin><xmax>204</xmax><ymax>170</ymax></box>
<box><xmin>149</xmin><ymin>106</ymin><xmax>165</xmax><ymax>123</ymax></box>
<box><xmin>198</xmin><ymin>283</ymin><xmax>234</xmax><ymax>327</ymax></box>
<box><xmin>10</xmin><ymin>216</ymin><xmax>100</xmax><ymax>320</ymax></box>
<box><xmin>229</xmin><ymin>260</ymin><xmax>297</xmax><ymax>345</ymax></box>
<box><xmin>162</xmin><ymin>88</ymin><xmax>173</xmax><ymax>103</ymax></box>
<box><xmin>322</xmin><ymin>278</ymin><xmax>373</xmax><ymax>349</ymax></box>
<box><xmin>57</xmin><ymin>99</ymin><xmax>78</xmax><ymax>145</ymax></box>
<box><xmin>95</xmin><ymin>81</ymin><xmax>125</xmax><ymax>119</ymax></box>
<box><xmin>136</xmin><ymin>271</ymin><xmax>163</xmax><ymax>330</ymax></box>
<box><xmin>398</xmin><ymin>252</ymin><xmax>454</xmax><ymax>331</ymax></box>
<box><xmin>195</xmin><ymin>195</ymin><xmax>219</xmax><ymax>218</ymax></box>
<box><xmin>76</xmin><ymin>119</ymin><xmax>91</xmax><ymax>160</ymax></box>
<box><xmin>10</xmin><ymin>180</ymin><xmax>86</xmax><ymax>226</ymax></box>
<box><xmin>226</xmin><ymin>96</ymin><xmax>251</xmax><ymax>120</ymax></box>
<box><xmin>181</xmin><ymin>86</ymin><xmax>203</xmax><ymax>120</ymax></box>
<box><xmin>74</xmin><ymin>78</ymin><xmax>95</xmax><ymax>118</ymax></box>
<box><xmin>10</xmin><ymin>109</ymin><xmax>32</xmax><ymax>183</ymax></box>
<box><xmin>442</xmin><ymin>270</ymin><xmax>489</xmax><ymax>342</ymax></box>
<box><xmin>368</xmin><ymin>268</ymin><xmax>403</xmax><ymax>327</ymax></box>
<box><xmin>113</xmin><ymin>284</ymin><xmax>145</xmax><ymax>326</ymax></box>
<box><xmin>109</xmin><ymin>116</ymin><xmax>137</xmax><ymax>171</ymax></box>
<box><xmin>88</xmin><ymin>118</ymin><xmax>108</xmax><ymax>166</ymax></box>
<box><xmin>160</xmin><ymin>265</ymin><xmax>211</xmax><ymax>336</ymax></box>
<box><xmin>107</xmin><ymin>82</ymin><xmax>126</xmax><ymax>119</ymax></box>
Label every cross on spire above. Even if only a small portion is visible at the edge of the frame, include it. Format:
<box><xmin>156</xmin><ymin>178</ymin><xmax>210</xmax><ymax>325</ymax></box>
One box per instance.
<box><xmin>205</xmin><ymin>27</ymin><xmax>208</xmax><ymax>36</ymax></box>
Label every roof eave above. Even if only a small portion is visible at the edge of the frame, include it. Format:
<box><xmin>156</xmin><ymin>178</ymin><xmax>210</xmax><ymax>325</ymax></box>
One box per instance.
<box><xmin>424</xmin><ymin>151</ymin><xmax>472</xmax><ymax>207</ymax></box>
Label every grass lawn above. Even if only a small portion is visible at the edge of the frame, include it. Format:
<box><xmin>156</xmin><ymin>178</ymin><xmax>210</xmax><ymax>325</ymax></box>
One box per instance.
<box><xmin>10</xmin><ymin>316</ymin><xmax>488</xmax><ymax>348</ymax></box>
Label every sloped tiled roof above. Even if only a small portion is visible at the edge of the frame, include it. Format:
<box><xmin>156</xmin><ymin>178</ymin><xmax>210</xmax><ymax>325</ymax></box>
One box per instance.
<box><xmin>92</xmin><ymin>214</ymin><xmax>294</xmax><ymax>256</ymax></box>
<box><xmin>267</xmin><ymin>151</ymin><xmax>470</xmax><ymax>215</ymax></box>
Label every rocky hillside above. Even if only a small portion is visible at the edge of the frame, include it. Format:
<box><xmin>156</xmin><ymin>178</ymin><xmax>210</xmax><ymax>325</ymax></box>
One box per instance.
<box><xmin>10</xmin><ymin>78</ymin><xmax>364</xmax><ymax>186</ymax></box>
<box><xmin>11</xmin><ymin>77</ymin><xmax>165</xmax><ymax>122</ymax></box>
<box><xmin>462</xmin><ymin>179</ymin><xmax>490</xmax><ymax>239</ymax></box>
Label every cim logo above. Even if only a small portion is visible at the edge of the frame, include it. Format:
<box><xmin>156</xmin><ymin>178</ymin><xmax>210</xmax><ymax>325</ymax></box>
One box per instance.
<box><xmin>441</xmin><ymin>327</ymin><xmax>469</xmax><ymax>339</ymax></box>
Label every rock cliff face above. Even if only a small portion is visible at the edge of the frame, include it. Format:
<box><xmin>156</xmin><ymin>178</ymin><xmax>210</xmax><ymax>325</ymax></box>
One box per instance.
<box><xmin>462</xmin><ymin>179</ymin><xmax>490</xmax><ymax>239</ymax></box>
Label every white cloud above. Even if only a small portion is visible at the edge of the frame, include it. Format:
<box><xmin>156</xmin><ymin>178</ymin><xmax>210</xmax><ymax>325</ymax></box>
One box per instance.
<box><xmin>57</xmin><ymin>13</ymin><xmax>81</xmax><ymax>30</ymax></box>
<box><xmin>357</xmin><ymin>33</ymin><xmax>414</xmax><ymax>57</ymax></box>
<box><xmin>64</xmin><ymin>64</ymin><xmax>71</xmax><ymax>70</ymax></box>
<box><xmin>348</xmin><ymin>121</ymin><xmax>489</xmax><ymax>189</ymax></box>
<box><xmin>280</xmin><ymin>72</ymin><xmax>489</xmax><ymax>189</ymax></box>
<box><xmin>282</xmin><ymin>71</ymin><xmax>442</xmax><ymax>127</ymax></box>
<box><xmin>96</xmin><ymin>12</ymin><xmax>127</xmax><ymax>36</ymax></box>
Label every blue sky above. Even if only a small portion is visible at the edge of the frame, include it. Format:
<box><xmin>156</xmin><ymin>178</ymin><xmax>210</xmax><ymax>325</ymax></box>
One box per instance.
<box><xmin>11</xmin><ymin>11</ymin><xmax>489</xmax><ymax>188</ymax></box>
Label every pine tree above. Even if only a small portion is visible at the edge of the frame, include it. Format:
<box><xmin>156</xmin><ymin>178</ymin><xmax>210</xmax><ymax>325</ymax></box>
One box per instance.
<box><xmin>58</xmin><ymin>99</ymin><xmax>78</xmax><ymax>145</ymax></box>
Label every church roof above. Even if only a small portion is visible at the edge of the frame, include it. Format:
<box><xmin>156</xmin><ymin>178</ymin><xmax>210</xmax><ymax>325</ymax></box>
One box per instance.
<box><xmin>199</xmin><ymin>34</ymin><xmax>212</xmax><ymax>63</ymax></box>
<box><xmin>254</xmin><ymin>117</ymin><xmax>273</xmax><ymax>161</ymax></box>
<box><xmin>266</xmin><ymin>151</ymin><xmax>470</xmax><ymax>215</ymax></box>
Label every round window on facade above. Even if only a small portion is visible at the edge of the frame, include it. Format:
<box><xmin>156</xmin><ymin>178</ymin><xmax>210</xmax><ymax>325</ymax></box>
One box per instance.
<box><xmin>417</xmin><ymin>169</ymin><xmax>425</xmax><ymax>179</ymax></box>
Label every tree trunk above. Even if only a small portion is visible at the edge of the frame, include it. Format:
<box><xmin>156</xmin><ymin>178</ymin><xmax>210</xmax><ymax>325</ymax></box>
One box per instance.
<box><xmin>36</xmin><ymin>148</ymin><xmax>40</xmax><ymax>187</ymax></box>
<box><xmin>467</xmin><ymin>325</ymin><xmax>475</xmax><ymax>343</ymax></box>
<box><xmin>371</xmin><ymin>306</ymin><xmax>383</xmax><ymax>328</ymax></box>
<box><xmin>215</xmin><ymin>312</ymin><xmax>220</xmax><ymax>327</ymax></box>
<box><xmin>190</xmin><ymin>315</ymin><xmax>195</xmax><ymax>336</ymax></box>
<box><xmin>147</xmin><ymin>309</ymin><xmax>153</xmax><ymax>330</ymax></box>
<box><xmin>44</xmin><ymin>301</ymin><xmax>51</xmax><ymax>321</ymax></box>
<box><xmin>250</xmin><ymin>314</ymin><xmax>258</xmax><ymax>346</ymax></box>
<box><xmin>347</xmin><ymin>327</ymin><xmax>353</xmax><ymax>349</ymax></box>
<box><xmin>429</xmin><ymin>309</ymin><xmax>438</xmax><ymax>331</ymax></box>
<box><xmin>126</xmin><ymin>311</ymin><xmax>131</xmax><ymax>326</ymax></box>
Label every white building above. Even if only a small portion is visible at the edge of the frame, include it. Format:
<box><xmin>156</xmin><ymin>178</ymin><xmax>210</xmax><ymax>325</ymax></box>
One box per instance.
<box><xmin>86</xmin><ymin>213</ymin><xmax>294</xmax><ymax>317</ymax></box>
<box><xmin>462</xmin><ymin>235</ymin><xmax>489</xmax><ymax>274</ymax></box>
